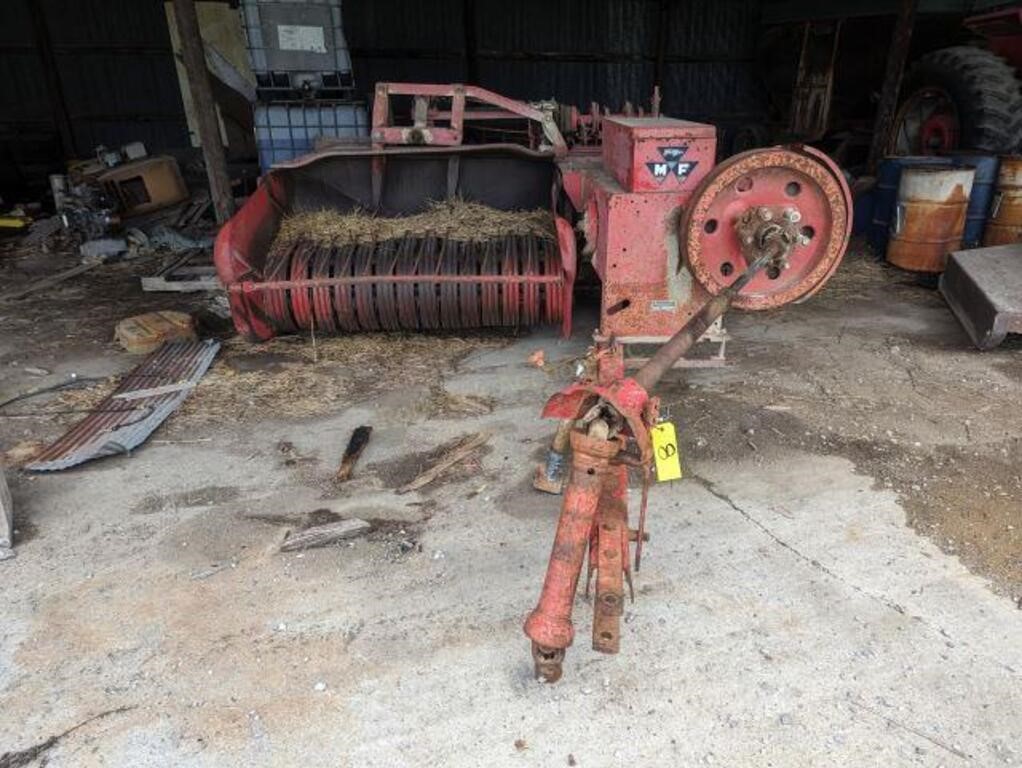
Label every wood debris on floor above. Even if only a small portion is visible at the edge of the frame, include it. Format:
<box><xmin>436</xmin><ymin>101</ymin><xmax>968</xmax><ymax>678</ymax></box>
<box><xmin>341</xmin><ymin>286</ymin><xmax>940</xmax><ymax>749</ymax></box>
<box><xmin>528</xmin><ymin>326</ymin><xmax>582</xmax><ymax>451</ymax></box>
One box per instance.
<box><xmin>397</xmin><ymin>432</ymin><xmax>491</xmax><ymax>494</ymax></box>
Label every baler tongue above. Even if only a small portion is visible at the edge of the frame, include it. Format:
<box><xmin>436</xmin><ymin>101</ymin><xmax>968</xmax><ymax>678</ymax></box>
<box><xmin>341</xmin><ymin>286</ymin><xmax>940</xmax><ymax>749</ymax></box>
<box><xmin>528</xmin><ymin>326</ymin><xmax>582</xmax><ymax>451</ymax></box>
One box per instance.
<box><xmin>257</xmin><ymin>204</ymin><xmax>567</xmax><ymax>334</ymax></box>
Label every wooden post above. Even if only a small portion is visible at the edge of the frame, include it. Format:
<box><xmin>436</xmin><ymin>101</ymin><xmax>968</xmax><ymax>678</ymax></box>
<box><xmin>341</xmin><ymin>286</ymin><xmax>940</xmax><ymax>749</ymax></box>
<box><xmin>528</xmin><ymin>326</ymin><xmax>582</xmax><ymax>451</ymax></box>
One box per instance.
<box><xmin>868</xmin><ymin>0</ymin><xmax>919</xmax><ymax>172</ymax></box>
<box><xmin>172</xmin><ymin>0</ymin><xmax>235</xmax><ymax>223</ymax></box>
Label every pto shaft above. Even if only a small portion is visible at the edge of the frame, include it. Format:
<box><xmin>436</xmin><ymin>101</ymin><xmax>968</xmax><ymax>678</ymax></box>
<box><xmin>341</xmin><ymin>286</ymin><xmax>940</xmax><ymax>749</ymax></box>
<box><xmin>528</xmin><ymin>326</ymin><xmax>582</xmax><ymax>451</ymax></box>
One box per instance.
<box><xmin>524</xmin><ymin>429</ymin><xmax>619</xmax><ymax>675</ymax></box>
<box><xmin>634</xmin><ymin>250</ymin><xmax>773</xmax><ymax>391</ymax></box>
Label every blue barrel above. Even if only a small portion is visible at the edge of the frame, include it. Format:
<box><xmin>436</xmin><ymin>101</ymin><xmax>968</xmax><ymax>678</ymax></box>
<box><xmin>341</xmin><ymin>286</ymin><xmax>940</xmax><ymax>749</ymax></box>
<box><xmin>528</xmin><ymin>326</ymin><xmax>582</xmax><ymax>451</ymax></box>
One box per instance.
<box><xmin>942</xmin><ymin>152</ymin><xmax>999</xmax><ymax>248</ymax></box>
<box><xmin>853</xmin><ymin>187</ymin><xmax>874</xmax><ymax>235</ymax></box>
<box><xmin>870</xmin><ymin>156</ymin><xmax>953</xmax><ymax>257</ymax></box>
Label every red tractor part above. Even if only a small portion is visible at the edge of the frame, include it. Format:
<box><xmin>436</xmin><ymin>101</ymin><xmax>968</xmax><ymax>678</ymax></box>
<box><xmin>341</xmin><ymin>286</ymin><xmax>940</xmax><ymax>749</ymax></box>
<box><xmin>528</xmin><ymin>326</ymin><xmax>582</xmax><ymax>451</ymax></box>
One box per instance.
<box><xmin>214</xmin><ymin>140</ymin><xmax>573</xmax><ymax>341</ymax></box>
<box><xmin>892</xmin><ymin>6</ymin><xmax>1022</xmax><ymax>156</ymax></box>
<box><xmin>210</xmin><ymin>82</ymin><xmax>855</xmax><ymax>683</ymax></box>
<box><xmin>524</xmin><ymin>144</ymin><xmax>852</xmax><ymax>682</ymax></box>
<box><xmin>964</xmin><ymin>5</ymin><xmax>1022</xmax><ymax>68</ymax></box>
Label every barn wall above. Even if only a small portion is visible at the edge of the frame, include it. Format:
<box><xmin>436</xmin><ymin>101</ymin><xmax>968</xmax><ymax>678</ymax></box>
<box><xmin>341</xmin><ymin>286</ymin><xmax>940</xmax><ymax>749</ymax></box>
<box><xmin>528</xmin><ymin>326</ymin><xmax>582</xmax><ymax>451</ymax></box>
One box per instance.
<box><xmin>0</xmin><ymin>0</ymin><xmax>189</xmax><ymax>202</ymax></box>
<box><xmin>343</xmin><ymin>0</ymin><xmax>770</xmax><ymax>151</ymax></box>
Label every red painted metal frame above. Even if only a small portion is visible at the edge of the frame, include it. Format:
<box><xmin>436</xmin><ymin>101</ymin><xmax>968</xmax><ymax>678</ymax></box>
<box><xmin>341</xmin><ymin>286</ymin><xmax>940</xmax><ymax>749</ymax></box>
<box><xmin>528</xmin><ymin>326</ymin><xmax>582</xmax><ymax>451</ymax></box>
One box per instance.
<box><xmin>217</xmin><ymin>83</ymin><xmax>851</xmax><ymax>348</ymax></box>
<box><xmin>964</xmin><ymin>6</ymin><xmax>1022</xmax><ymax>67</ymax></box>
<box><xmin>557</xmin><ymin>115</ymin><xmax>720</xmax><ymax>340</ymax></box>
<box><xmin>370</xmin><ymin>82</ymin><xmax>568</xmax><ymax>157</ymax></box>
<box><xmin>525</xmin><ymin>360</ymin><xmax>657</xmax><ymax>670</ymax></box>
<box><xmin>525</xmin><ymin>429</ymin><xmax>623</xmax><ymax>652</ymax></box>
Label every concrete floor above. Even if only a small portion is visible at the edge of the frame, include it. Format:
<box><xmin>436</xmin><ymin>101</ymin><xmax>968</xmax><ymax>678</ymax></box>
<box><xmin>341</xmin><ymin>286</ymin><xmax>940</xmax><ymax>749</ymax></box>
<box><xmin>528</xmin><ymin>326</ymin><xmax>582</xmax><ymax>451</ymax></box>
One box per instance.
<box><xmin>0</xmin><ymin>248</ymin><xmax>1020</xmax><ymax>766</ymax></box>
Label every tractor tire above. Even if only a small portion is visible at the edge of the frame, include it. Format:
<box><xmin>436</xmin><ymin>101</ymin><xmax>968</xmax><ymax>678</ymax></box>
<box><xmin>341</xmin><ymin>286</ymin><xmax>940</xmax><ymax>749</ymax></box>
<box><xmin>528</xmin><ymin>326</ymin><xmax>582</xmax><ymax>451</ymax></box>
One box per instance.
<box><xmin>896</xmin><ymin>45</ymin><xmax>1022</xmax><ymax>154</ymax></box>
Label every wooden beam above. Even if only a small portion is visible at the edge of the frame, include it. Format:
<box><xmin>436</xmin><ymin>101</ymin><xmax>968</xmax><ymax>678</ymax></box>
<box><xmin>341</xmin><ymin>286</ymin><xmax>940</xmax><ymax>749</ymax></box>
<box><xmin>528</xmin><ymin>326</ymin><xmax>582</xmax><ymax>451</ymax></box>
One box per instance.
<box><xmin>279</xmin><ymin>518</ymin><xmax>371</xmax><ymax>552</ymax></box>
<box><xmin>868</xmin><ymin>0</ymin><xmax>919</xmax><ymax>172</ymax></box>
<box><xmin>171</xmin><ymin>0</ymin><xmax>235</xmax><ymax>224</ymax></box>
<box><xmin>0</xmin><ymin>470</ymin><xmax>13</xmax><ymax>559</ymax></box>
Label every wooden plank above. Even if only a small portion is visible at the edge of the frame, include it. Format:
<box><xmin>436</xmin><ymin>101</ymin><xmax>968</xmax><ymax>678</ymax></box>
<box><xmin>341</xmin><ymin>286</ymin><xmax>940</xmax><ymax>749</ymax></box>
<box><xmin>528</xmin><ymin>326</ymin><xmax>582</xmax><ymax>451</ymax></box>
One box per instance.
<box><xmin>279</xmin><ymin>518</ymin><xmax>371</xmax><ymax>552</ymax></box>
<box><xmin>867</xmin><ymin>0</ymin><xmax>918</xmax><ymax>170</ymax></box>
<box><xmin>140</xmin><ymin>275</ymin><xmax>220</xmax><ymax>293</ymax></box>
<box><xmin>0</xmin><ymin>259</ymin><xmax>106</xmax><ymax>302</ymax></box>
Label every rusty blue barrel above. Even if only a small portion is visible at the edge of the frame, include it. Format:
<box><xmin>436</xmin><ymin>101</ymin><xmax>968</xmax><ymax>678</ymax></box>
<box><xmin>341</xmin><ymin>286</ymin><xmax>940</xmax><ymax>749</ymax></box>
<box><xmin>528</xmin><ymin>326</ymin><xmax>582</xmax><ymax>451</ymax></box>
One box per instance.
<box><xmin>943</xmin><ymin>151</ymin><xmax>999</xmax><ymax>248</ymax></box>
<box><xmin>870</xmin><ymin>156</ymin><xmax>953</xmax><ymax>256</ymax></box>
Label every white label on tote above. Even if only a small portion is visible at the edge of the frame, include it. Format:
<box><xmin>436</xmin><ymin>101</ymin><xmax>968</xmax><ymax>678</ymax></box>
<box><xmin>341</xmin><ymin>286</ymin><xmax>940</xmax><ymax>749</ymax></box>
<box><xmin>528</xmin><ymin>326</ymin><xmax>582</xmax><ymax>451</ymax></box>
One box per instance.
<box><xmin>277</xmin><ymin>25</ymin><xmax>327</xmax><ymax>54</ymax></box>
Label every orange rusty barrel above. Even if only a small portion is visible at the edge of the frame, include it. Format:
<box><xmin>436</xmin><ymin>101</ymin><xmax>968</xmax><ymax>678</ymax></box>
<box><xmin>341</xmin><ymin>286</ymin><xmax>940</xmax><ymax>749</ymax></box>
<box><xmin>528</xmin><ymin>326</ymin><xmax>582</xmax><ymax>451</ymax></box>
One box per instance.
<box><xmin>983</xmin><ymin>156</ymin><xmax>1022</xmax><ymax>247</ymax></box>
<box><xmin>888</xmin><ymin>166</ymin><xmax>975</xmax><ymax>273</ymax></box>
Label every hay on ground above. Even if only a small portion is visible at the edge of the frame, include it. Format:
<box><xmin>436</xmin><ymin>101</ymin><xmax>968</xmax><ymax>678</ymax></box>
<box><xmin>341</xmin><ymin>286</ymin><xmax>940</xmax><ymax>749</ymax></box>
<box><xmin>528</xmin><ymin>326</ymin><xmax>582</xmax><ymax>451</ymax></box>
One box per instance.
<box><xmin>51</xmin><ymin>333</ymin><xmax>509</xmax><ymax>429</ymax></box>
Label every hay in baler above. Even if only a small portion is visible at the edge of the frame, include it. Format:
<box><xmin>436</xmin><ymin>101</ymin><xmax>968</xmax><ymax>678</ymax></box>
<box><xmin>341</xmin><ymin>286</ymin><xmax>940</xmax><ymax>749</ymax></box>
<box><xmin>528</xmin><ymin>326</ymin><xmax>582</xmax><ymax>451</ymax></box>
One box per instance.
<box><xmin>271</xmin><ymin>199</ymin><xmax>556</xmax><ymax>252</ymax></box>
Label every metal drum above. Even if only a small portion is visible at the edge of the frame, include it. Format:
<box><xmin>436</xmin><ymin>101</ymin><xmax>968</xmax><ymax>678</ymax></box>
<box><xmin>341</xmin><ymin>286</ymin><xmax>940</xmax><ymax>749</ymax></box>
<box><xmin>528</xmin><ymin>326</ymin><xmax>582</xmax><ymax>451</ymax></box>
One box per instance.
<box><xmin>869</xmin><ymin>156</ymin><xmax>953</xmax><ymax>256</ymax></box>
<box><xmin>944</xmin><ymin>151</ymin><xmax>999</xmax><ymax>248</ymax></box>
<box><xmin>983</xmin><ymin>156</ymin><xmax>1022</xmax><ymax>246</ymax></box>
<box><xmin>888</xmin><ymin>166</ymin><xmax>975</xmax><ymax>273</ymax></box>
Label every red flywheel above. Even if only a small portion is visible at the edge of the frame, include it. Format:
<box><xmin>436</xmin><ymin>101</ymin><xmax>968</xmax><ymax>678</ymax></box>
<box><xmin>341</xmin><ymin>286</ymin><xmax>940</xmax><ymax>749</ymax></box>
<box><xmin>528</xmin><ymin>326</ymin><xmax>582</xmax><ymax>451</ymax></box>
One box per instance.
<box><xmin>681</xmin><ymin>145</ymin><xmax>852</xmax><ymax>310</ymax></box>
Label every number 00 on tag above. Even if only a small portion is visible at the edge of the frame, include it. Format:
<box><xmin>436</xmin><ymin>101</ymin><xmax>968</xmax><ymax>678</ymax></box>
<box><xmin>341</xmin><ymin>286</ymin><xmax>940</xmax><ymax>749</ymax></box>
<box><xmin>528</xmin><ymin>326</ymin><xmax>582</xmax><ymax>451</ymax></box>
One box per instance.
<box><xmin>651</xmin><ymin>422</ymin><xmax>682</xmax><ymax>482</ymax></box>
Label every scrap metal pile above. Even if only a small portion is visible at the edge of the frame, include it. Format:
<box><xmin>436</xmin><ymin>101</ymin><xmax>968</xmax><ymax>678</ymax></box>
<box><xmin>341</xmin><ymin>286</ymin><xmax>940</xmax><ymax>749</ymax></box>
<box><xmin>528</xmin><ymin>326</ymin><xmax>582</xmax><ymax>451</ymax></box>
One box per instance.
<box><xmin>213</xmin><ymin>82</ymin><xmax>852</xmax><ymax>681</ymax></box>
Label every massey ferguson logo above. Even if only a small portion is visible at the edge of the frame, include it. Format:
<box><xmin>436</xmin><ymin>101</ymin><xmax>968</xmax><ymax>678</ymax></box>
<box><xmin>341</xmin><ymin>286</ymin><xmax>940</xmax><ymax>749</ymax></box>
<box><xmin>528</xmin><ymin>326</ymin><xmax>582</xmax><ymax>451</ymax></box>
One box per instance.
<box><xmin>647</xmin><ymin>146</ymin><xmax>697</xmax><ymax>183</ymax></box>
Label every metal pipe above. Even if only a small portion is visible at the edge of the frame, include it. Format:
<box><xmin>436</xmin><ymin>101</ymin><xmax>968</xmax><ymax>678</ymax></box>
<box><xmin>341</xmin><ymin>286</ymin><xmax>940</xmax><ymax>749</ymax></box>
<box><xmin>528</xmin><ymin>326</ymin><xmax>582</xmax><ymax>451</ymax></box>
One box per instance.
<box><xmin>633</xmin><ymin>252</ymin><xmax>772</xmax><ymax>391</ymax></box>
<box><xmin>230</xmin><ymin>272</ymin><xmax>561</xmax><ymax>292</ymax></box>
<box><xmin>524</xmin><ymin>430</ymin><xmax>620</xmax><ymax>654</ymax></box>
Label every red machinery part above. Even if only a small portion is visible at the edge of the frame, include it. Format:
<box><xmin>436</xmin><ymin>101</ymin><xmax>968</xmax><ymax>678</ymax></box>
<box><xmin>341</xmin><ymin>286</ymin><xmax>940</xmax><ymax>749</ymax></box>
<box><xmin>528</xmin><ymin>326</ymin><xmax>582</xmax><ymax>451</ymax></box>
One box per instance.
<box><xmin>524</xmin><ymin>429</ymin><xmax>622</xmax><ymax>681</ymax></box>
<box><xmin>680</xmin><ymin>145</ymin><xmax>852</xmax><ymax>310</ymax></box>
<box><xmin>216</xmin><ymin>84</ymin><xmax>851</xmax><ymax>350</ymax></box>
<box><xmin>525</xmin><ymin>146</ymin><xmax>852</xmax><ymax>682</ymax></box>
<box><xmin>213</xmin><ymin>142</ymin><xmax>570</xmax><ymax>341</ymax></box>
<box><xmin>256</xmin><ymin>233</ymin><xmax>565</xmax><ymax>334</ymax></box>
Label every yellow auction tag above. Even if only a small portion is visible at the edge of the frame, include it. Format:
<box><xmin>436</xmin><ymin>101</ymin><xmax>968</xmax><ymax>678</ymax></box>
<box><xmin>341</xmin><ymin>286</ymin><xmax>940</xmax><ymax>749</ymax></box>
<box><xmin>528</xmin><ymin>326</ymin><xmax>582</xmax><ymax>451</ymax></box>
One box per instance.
<box><xmin>651</xmin><ymin>422</ymin><xmax>682</xmax><ymax>482</ymax></box>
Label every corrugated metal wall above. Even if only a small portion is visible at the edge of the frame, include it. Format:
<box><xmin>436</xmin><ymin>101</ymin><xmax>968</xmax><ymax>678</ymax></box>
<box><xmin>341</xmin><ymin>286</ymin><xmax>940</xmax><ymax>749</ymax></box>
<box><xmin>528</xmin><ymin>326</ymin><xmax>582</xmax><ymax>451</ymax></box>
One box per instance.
<box><xmin>344</xmin><ymin>0</ymin><xmax>769</xmax><ymax>149</ymax></box>
<box><xmin>48</xmin><ymin>0</ymin><xmax>189</xmax><ymax>152</ymax></box>
<box><xmin>0</xmin><ymin>0</ymin><xmax>189</xmax><ymax>203</ymax></box>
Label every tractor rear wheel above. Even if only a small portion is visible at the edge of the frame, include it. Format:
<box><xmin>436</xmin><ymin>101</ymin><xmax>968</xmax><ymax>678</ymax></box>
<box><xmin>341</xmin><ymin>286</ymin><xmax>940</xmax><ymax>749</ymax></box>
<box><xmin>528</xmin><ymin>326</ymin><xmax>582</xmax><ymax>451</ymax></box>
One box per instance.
<box><xmin>890</xmin><ymin>46</ymin><xmax>1022</xmax><ymax>155</ymax></box>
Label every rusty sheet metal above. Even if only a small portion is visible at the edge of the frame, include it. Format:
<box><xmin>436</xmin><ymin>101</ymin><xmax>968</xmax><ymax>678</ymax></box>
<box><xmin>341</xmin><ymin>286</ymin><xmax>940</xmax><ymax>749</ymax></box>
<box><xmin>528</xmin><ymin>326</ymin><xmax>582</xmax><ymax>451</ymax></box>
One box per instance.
<box><xmin>27</xmin><ymin>340</ymin><xmax>219</xmax><ymax>472</ymax></box>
